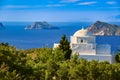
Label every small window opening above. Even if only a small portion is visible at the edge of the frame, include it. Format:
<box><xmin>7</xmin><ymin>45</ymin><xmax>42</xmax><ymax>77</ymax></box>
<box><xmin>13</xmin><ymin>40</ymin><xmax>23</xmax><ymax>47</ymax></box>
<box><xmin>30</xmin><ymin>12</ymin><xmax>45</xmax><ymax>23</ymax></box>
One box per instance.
<box><xmin>81</xmin><ymin>40</ymin><xmax>83</xmax><ymax>43</ymax></box>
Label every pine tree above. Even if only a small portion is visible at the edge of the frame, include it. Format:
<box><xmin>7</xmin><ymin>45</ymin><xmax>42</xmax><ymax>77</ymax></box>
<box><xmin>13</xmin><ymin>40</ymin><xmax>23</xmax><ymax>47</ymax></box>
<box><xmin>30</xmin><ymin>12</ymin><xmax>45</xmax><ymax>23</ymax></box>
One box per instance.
<box><xmin>115</xmin><ymin>50</ymin><xmax>120</xmax><ymax>63</ymax></box>
<box><xmin>59</xmin><ymin>35</ymin><xmax>72</xmax><ymax>60</ymax></box>
<box><xmin>115</xmin><ymin>54</ymin><xmax>120</xmax><ymax>63</ymax></box>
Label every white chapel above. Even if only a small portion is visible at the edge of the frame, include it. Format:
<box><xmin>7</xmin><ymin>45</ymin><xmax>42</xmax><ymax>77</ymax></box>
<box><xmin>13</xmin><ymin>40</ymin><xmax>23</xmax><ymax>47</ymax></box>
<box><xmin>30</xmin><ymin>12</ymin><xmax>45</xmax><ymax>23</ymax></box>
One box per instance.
<box><xmin>54</xmin><ymin>27</ymin><xmax>115</xmax><ymax>63</ymax></box>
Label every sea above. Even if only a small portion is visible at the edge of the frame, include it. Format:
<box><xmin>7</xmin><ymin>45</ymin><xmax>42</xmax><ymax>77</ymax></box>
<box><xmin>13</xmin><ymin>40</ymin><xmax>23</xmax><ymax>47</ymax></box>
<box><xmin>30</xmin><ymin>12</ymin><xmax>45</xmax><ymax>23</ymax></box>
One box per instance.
<box><xmin>0</xmin><ymin>22</ymin><xmax>120</xmax><ymax>53</ymax></box>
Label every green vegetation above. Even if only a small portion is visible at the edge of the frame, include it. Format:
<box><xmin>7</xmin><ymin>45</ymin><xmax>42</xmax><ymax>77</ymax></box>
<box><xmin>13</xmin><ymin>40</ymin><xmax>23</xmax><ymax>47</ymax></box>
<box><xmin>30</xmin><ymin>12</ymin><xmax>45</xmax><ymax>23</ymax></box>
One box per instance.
<box><xmin>0</xmin><ymin>39</ymin><xmax>120</xmax><ymax>80</ymax></box>
<box><xmin>58</xmin><ymin>35</ymin><xmax>72</xmax><ymax>60</ymax></box>
<box><xmin>115</xmin><ymin>49</ymin><xmax>120</xmax><ymax>63</ymax></box>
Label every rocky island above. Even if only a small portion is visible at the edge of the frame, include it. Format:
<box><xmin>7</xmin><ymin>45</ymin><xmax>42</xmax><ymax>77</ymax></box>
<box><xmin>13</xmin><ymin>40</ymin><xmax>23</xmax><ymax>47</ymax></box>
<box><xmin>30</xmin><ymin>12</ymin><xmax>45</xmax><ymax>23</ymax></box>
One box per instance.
<box><xmin>25</xmin><ymin>21</ymin><xmax>59</xmax><ymax>30</ymax></box>
<box><xmin>87</xmin><ymin>21</ymin><xmax>120</xmax><ymax>36</ymax></box>
<box><xmin>0</xmin><ymin>22</ymin><xmax>4</xmax><ymax>29</ymax></box>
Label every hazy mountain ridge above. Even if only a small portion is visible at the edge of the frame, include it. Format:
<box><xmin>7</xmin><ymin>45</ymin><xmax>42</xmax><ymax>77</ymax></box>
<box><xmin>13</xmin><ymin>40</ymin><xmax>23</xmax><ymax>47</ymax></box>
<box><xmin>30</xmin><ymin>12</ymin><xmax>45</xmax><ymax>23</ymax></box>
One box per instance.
<box><xmin>25</xmin><ymin>21</ymin><xmax>59</xmax><ymax>30</ymax></box>
<box><xmin>87</xmin><ymin>21</ymin><xmax>120</xmax><ymax>36</ymax></box>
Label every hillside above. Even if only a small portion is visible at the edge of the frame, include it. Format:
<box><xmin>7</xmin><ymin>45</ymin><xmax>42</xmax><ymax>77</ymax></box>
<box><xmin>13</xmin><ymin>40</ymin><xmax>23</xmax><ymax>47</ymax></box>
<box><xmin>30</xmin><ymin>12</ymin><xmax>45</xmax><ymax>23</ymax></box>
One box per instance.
<box><xmin>87</xmin><ymin>21</ymin><xmax>120</xmax><ymax>36</ymax></box>
<box><xmin>0</xmin><ymin>22</ymin><xmax>4</xmax><ymax>29</ymax></box>
<box><xmin>0</xmin><ymin>42</ymin><xmax>120</xmax><ymax>80</ymax></box>
<box><xmin>25</xmin><ymin>21</ymin><xmax>59</xmax><ymax>30</ymax></box>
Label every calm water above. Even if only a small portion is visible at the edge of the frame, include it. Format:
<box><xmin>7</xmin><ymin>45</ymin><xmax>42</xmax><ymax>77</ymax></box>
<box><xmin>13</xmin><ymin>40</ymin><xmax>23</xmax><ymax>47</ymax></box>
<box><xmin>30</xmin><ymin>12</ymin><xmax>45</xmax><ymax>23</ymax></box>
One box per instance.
<box><xmin>0</xmin><ymin>22</ymin><xmax>120</xmax><ymax>53</ymax></box>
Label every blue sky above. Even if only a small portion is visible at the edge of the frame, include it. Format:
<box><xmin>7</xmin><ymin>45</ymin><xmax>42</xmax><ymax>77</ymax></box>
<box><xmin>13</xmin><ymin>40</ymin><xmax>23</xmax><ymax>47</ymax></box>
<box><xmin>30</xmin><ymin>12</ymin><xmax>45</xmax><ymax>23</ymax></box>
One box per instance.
<box><xmin>0</xmin><ymin>0</ymin><xmax>120</xmax><ymax>22</ymax></box>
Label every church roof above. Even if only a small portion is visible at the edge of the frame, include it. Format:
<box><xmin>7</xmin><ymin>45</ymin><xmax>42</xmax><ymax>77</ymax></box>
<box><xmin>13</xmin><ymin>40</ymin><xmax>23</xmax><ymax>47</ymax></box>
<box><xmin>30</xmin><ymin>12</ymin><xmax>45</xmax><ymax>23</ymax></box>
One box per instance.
<box><xmin>73</xmin><ymin>27</ymin><xmax>91</xmax><ymax>36</ymax></box>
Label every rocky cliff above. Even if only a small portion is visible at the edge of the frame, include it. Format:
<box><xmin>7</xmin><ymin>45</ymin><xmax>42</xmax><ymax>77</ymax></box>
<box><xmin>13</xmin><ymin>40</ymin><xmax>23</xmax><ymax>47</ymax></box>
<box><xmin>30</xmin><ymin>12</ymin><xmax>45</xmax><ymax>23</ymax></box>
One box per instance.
<box><xmin>87</xmin><ymin>21</ymin><xmax>120</xmax><ymax>36</ymax></box>
<box><xmin>25</xmin><ymin>21</ymin><xmax>59</xmax><ymax>30</ymax></box>
<box><xmin>0</xmin><ymin>22</ymin><xmax>4</xmax><ymax>29</ymax></box>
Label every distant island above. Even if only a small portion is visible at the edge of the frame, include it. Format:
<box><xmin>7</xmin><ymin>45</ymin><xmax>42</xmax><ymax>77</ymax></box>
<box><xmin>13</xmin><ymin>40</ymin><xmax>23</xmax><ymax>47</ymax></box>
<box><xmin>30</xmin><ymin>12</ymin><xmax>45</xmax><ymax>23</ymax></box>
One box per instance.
<box><xmin>25</xmin><ymin>21</ymin><xmax>59</xmax><ymax>30</ymax></box>
<box><xmin>87</xmin><ymin>21</ymin><xmax>120</xmax><ymax>36</ymax></box>
<box><xmin>0</xmin><ymin>22</ymin><xmax>4</xmax><ymax>29</ymax></box>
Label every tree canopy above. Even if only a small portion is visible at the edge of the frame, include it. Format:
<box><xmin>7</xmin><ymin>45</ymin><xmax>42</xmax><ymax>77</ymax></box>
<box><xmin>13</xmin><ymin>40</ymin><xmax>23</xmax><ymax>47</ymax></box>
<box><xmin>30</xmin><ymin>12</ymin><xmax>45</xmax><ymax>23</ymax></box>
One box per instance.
<box><xmin>115</xmin><ymin>49</ymin><xmax>120</xmax><ymax>63</ymax></box>
<box><xmin>0</xmin><ymin>40</ymin><xmax>120</xmax><ymax>79</ymax></box>
<box><xmin>58</xmin><ymin>35</ymin><xmax>72</xmax><ymax>60</ymax></box>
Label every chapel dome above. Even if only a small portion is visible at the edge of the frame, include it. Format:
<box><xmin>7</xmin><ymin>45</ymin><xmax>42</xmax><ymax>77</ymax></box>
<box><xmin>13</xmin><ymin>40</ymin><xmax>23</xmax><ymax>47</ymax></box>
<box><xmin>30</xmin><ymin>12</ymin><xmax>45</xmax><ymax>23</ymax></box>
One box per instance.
<box><xmin>73</xmin><ymin>27</ymin><xmax>91</xmax><ymax>36</ymax></box>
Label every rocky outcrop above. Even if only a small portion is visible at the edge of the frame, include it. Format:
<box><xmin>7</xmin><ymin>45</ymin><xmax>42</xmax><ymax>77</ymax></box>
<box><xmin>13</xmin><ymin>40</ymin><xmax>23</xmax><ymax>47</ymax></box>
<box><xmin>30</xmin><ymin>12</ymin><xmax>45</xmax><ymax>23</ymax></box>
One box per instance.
<box><xmin>87</xmin><ymin>21</ymin><xmax>120</xmax><ymax>36</ymax></box>
<box><xmin>0</xmin><ymin>22</ymin><xmax>4</xmax><ymax>29</ymax></box>
<box><xmin>25</xmin><ymin>21</ymin><xmax>59</xmax><ymax>30</ymax></box>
